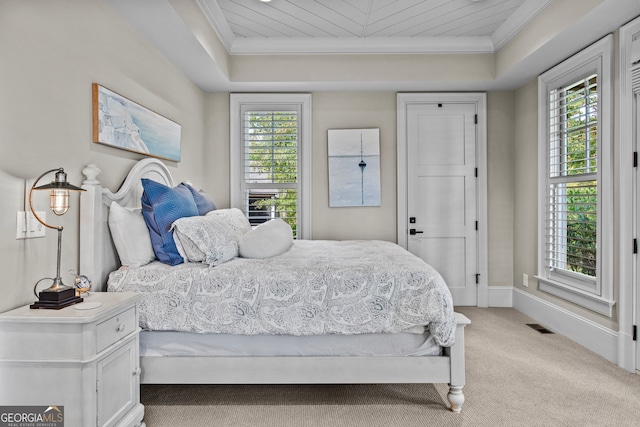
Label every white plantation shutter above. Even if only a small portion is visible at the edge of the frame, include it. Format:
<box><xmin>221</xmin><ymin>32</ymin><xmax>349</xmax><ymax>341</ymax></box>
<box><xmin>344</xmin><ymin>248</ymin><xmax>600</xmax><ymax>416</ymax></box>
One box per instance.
<box><xmin>241</xmin><ymin>107</ymin><xmax>300</xmax><ymax>236</ymax></box>
<box><xmin>632</xmin><ymin>64</ymin><xmax>640</xmax><ymax>93</ymax></box>
<box><xmin>545</xmin><ymin>74</ymin><xmax>598</xmax><ymax>288</ymax></box>
<box><xmin>231</xmin><ymin>94</ymin><xmax>312</xmax><ymax>240</ymax></box>
<box><xmin>537</xmin><ymin>35</ymin><xmax>614</xmax><ymax>316</ymax></box>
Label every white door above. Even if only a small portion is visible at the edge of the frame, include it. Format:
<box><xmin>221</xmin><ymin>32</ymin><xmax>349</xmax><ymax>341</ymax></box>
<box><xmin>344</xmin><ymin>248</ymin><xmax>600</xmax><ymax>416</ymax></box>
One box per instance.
<box><xmin>405</xmin><ymin>102</ymin><xmax>479</xmax><ymax>306</ymax></box>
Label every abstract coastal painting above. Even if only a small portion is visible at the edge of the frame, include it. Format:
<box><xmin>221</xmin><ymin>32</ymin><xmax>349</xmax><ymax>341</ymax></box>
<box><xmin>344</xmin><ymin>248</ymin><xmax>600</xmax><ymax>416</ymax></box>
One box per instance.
<box><xmin>92</xmin><ymin>83</ymin><xmax>181</xmax><ymax>162</ymax></box>
<box><xmin>328</xmin><ymin>128</ymin><xmax>381</xmax><ymax>207</ymax></box>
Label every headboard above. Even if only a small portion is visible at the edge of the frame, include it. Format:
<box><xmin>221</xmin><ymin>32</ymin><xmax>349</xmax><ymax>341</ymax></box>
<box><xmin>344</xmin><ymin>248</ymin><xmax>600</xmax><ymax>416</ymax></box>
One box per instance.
<box><xmin>80</xmin><ymin>158</ymin><xmax>174</xmax><ymax>291</ymax></box>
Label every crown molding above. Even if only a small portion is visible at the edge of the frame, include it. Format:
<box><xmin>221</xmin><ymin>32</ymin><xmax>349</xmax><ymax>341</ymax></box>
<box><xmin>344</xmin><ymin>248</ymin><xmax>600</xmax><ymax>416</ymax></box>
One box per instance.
<box><xmin>196</xmin><ymin>0</ymin><xmax>234</xmax><ymax>52</ymax></box>
<box><xmin>491</xmin><ymin>0</ymin><xmax>554</xmax><ymax>51</ymax></box>
<box><xmin>229</xmin><ymin>36</ymin><xmax>495</xmax><ymax>55</ymax></box>
<box><xmin>189</xmin><ymin>0</ymin><xmax>557</xmax><ymax>56</ymax></box>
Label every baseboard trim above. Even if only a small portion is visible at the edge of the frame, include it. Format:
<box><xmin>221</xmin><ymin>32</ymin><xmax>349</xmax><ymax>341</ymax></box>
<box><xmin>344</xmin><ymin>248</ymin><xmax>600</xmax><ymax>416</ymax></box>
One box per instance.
<box><xmin>513</xmin><ymin>288</ymin><xmax>618</xmax><ymax>364</ymax></box>
<box><xmin>617</xmin><ymin>331</ymin><xmax>636</xmax><ymax>372</ymax></box>
<box><xmin>487</xmin><ymin>286</ymin><xmax>513</xmax><ymax>307</ymax></box>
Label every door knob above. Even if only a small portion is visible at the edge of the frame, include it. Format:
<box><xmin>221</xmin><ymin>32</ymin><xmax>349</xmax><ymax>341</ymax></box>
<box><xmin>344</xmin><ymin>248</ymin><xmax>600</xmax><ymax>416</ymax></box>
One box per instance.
<box><xmin>409</xmin><ymin>229</ymin><xmax>423</xmax><ymax>235</ymax></box>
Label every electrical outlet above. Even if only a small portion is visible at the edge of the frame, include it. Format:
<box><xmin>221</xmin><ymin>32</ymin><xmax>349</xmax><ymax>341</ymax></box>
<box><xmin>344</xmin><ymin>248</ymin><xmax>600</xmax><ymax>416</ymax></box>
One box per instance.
<box><xmin>16</xmin><ymin>211</ymin><xmax>46</xmax><ymax>239</ymax></box>
<box><xmin>522</xmin><ymin>273</ymin><xmax>528</xmax><ymax>287</ymax></box>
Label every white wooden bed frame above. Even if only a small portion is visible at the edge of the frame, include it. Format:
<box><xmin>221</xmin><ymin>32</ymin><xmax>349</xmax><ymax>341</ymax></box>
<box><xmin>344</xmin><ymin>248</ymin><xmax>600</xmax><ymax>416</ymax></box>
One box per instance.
<box><xmin>79</xmin><ymin>158</ymin><xmax>471</xmax><ymax>412</ymax></box>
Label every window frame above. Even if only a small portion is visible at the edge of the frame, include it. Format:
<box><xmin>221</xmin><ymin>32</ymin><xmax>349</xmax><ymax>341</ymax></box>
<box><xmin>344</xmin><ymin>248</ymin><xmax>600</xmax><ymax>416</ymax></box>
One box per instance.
<box><xmin>230</xmin><ymin>93</ymin><xmax>312</xmax><ymax>240</ymax></box>
<box><xmin>536</xmin><ymin>35</ymin><xmax>615</xmax><ymax>317</ymax></box>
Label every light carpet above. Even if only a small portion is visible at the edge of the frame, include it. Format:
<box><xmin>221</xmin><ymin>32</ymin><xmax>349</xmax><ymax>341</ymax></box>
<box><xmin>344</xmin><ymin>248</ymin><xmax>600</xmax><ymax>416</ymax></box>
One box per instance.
<box><xmin>141</xmin><ymin>307</ymin><xmax>640</xmax><ymax>426</ymax></box>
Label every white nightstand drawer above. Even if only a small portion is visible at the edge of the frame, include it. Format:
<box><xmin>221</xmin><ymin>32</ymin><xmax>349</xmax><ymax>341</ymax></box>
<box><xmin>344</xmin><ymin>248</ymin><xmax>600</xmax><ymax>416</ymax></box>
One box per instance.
<box><xmin>96</xmin><ymin>307</ymin><xmax>136</xmax><ymax>353</ymax></box>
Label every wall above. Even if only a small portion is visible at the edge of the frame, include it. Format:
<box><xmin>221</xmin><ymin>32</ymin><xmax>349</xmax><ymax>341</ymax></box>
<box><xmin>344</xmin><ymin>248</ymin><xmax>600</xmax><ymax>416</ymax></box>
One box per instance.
<box><xmin>496</xmin><ymin>0</ymin><xmax>604</xmax><ymax>78</ymax></box>
<box><xmin>513</xmin><ymin>75</ymin><xmax>618</xmax><ymax>330</ymax></box>
<box><xmin>513</xmin><ymin>79</ymin><xmax>541</xmax><ymax>299</ymax></box>
<box><xmin>487</xmin><ymin>92</ymin><xmax>515</xmax><ymax>286</ymax></box>
<box><xmin>231</xmin><ymin>54</ymin><xmax>495</xmax><ymax>87</ymax></box>
<box><xmin>206</xmin><ymin>90</ymin><xmax>515</xmax><ymax>287</ymax></box>
<box><xmin>311</xmin><ymin>92</ymin><xmax>397</xmax><ymax>242</ymax></box>
<box><xmin>204</xmin><ymin>93</ymin><xmax>231</xmax><ymax>208</ymax></box>
<box><xmin>0</xmin><ymin>0</ymin><xmax>207</xmax><ymax>313</ymax></box>
<box><xmin>0</xmin><ymin>1</ymin><xmax>517</xmax><ymax>313</ymax></box>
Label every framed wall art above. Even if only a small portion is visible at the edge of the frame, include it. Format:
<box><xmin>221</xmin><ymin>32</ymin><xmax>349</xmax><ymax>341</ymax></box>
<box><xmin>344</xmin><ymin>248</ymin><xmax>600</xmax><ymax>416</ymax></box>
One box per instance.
<box><xmin>92</xmin><ymin>83</ymin><xmax>181</xmax><ymax>162</ymax></box>
<box><xmin>328</xmin><ymin>128</ymin><xmax>381</xmax><ymax>207</ymax></box>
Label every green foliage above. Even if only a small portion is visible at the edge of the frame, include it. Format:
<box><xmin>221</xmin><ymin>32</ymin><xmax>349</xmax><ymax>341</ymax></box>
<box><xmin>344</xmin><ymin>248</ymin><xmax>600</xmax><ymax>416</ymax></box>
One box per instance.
<box><xmin>565</xmin><ymin>182</ymin><xmax>597</xmax><ymax>276</ymax></box>
<box><xmin>245</xmin><ymin>111</ymin><xmax>298</xmax><ymax>234</ymax></box>
<box><xmin>563</xmin><ymin>76</ymin><xmax>598</xmax><ymax>177</ymax></box>
<box><xmin>557</xmin><ymin>75</ymin><xmax>598</xmax><ymax>277</ymax></box>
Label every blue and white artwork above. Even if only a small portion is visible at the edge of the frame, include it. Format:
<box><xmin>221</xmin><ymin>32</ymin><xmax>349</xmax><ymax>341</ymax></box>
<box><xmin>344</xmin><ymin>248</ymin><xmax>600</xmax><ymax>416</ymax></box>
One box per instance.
<box><xmin>328</xmin><ymin>128</ymin><xmax>381</xmax><ymax>207</ymax></box>
<box><xmin>93</xmin><ymin>84</ymin><xmax>181</xmax><ymax>162</ymax></box>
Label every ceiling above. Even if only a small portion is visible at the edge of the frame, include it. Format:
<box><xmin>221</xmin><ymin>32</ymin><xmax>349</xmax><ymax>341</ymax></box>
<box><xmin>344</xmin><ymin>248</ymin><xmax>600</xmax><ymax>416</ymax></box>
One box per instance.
<box><xmin>201</xmin><ymin>0</ymin><xmax>550</xmax><ymax>54</ymax></box>
<box><xmin>107</xmin><ymin>0</ymin><xmax>640</xmax><ymax>92</ymax></box>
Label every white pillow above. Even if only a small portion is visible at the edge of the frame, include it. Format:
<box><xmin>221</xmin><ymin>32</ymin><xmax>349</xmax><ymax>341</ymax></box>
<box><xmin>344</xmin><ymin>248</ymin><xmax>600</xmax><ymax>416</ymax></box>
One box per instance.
<box><xmin>108</xmin><ymin>201</ymin><xmax>155</xmax><ymax>267</ymax></box>
<box><xmin>172</xmin><ymin>214</ymin><xmax>239</xmax><ymax>267</ymax></box>
<box><xmin>239</xmin><ymin>219</ymin><xmax>293</xmax><ymax>259</ymax></box>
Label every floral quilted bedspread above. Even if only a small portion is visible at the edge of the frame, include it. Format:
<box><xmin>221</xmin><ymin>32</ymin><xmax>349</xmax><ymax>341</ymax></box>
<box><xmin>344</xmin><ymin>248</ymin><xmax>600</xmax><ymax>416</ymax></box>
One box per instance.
<box><xmin>108</xmin><ymin>240</ymin><xmax>456</xmax><ymax>346</ymax></box>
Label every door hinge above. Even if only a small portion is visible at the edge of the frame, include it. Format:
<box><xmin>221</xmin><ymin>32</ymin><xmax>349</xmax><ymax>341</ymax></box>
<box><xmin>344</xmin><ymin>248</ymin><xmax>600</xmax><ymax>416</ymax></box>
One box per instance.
<box><xmin>634</xmin><ymin>239</ymin><xmax>638</xmax><ymax>254</ymax></box>
<box><xmin>634</xmin><ymin>151</ymin><xmax>638</xmax><ymax>168</ymax></box>
<box><xmin>475</xmin><ymin>221</ymin><xmax>478</xmax><ymax>231</ymax></box>
<box><xmin>475</xmin><ymin>167</ymin><xmax>478</xmax><ymax>177</ymax></box>
<box><xmin>475</xmin><ymin>273</ymin><xmax>480</xmax><ymax>284</ymax></box>
<box><xmin>633</xmin><ymin>325</ymin><xmax>637</xmax><ymax>341</ymax></box>
<box><xmin>474</xmin><ymin>114</ymin><xmax>478</xmax><ymax>124</ymax></box>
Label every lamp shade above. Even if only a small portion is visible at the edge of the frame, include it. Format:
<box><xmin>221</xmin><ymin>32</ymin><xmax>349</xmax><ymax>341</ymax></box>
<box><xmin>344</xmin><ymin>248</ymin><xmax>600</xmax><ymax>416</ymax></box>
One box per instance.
<box><xmin>32</xmin><ymin>169</ymin><xmax>85</xmax><ymax>191</ymax></box>
<box><xmin>32</xmin><ymin>169</ymin><xmax>85</xmax><ymax>216</ymax></box>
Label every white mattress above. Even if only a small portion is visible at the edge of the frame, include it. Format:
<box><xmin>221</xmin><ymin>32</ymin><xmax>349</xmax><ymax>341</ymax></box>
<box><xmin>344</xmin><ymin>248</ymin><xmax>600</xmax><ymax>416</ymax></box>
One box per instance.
<box><xmin>140</xmin><ymin>329</ymin><xmax>442</xmax><ymax>358</ymax></box>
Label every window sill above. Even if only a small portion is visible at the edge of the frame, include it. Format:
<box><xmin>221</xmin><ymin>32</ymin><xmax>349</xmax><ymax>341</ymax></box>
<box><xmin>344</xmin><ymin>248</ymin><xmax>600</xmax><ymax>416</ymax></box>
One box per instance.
<box><xmin>535</xmin><ymin>276</ymin><xmax>615</xmax><ymax>317</ymax></box>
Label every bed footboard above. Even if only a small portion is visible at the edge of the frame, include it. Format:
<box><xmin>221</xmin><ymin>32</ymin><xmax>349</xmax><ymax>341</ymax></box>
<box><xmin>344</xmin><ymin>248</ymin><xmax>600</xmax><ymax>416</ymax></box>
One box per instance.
<box><xmin>139</xmin><ymin>312</ymin><xmax>471</xmax><ymax>412</ymax></box>
<box><xmin>446</xmin><ymin>312</ymin><xmax>471</xmax><ymax>412</ymax></box>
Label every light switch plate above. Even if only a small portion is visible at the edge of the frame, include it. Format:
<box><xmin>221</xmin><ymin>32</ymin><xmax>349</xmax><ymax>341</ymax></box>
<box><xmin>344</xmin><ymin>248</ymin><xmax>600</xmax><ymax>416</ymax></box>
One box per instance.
<box><xmin>16</xmin><ymin>211</ymin><xmax>46</xmax><ymax>239</ymax></box>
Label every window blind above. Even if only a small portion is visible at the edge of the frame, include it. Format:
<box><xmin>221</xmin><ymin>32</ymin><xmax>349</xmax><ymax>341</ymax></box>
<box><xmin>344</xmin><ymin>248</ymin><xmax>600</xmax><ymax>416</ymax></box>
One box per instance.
<box><xmin>545</xmin><ymin>74</ymin><xmax>598</xmax><ymax>279</ymax></box>
<box><xmin>241</xmin><ymin>109</ymin><xmax>300</xmax><ymax>236</ymax></box>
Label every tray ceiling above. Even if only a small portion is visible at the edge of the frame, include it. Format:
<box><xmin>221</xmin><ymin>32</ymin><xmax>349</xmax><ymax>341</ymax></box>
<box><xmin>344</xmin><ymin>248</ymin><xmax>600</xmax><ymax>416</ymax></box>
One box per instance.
<box><xmin>199</xmin><ymin>0</ymin><xmax>553</xmax><ymax>54</ymax></box>
<box><xmin>107</xmin><ymin>0</ymin><xmax>640</xmax><ymax>91</ymax></box>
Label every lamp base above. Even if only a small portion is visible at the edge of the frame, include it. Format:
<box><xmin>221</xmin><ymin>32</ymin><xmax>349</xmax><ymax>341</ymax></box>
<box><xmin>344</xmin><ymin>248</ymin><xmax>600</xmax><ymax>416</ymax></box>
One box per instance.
<box><xmin>30</xmin><ymin>287</ymin><xmax>83</xmax><ymax>310</ymax></box>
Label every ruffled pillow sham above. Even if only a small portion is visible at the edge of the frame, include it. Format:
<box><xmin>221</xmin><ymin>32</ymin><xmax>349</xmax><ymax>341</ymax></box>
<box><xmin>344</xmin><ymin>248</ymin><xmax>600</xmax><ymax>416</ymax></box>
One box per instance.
<box><xmin>172</xmin><ymin>213</ymin><xmax>244</xmax><ymax>267</ymax></box>
<box><xmin>205</xmin><ymin>208</ymin><xmax>252</xmax><ymax>239</ymax></box>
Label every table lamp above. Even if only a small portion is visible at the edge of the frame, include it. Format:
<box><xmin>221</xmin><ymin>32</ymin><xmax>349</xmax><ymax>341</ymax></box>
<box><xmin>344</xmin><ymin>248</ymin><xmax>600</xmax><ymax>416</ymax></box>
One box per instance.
<box><xmin>29</xmin><ymin>168</ymin><xmax>85</xmax><ymax>309</ymax></box>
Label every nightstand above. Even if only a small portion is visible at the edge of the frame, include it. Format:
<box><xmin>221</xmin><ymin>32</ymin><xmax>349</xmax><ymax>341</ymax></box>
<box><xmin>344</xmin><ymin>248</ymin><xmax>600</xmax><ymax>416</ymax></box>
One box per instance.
<box><xmin>0</xmin><ymin>292</ymin><xmax>145</xmax><ymax>427</ymax></box>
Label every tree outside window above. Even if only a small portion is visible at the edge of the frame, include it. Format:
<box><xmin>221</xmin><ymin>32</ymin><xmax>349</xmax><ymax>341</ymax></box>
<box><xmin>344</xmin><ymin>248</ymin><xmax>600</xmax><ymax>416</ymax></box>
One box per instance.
<box><xmin>548</xmin><ymin>75</ymin><xmax>598</xmax><ymax>278</ymax></box>
<box><xmin>244</xmin><ymin>110</ymin><xmax>299</xmax><ymax>236</ymax></box>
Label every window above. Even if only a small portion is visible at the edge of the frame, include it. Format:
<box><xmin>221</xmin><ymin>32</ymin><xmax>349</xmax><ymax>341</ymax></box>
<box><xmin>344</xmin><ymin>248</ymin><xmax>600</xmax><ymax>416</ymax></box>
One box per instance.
<box><xmin>547</xmin><ymin>75</ymin><xmax>598</xmax><ymax>285</ymax></box>
<box><xmin>537</xmin><ymin>36</ymin><xmax>614</xmax><ymax>316</ymax></box>
<box><xmin>230</xmin><ymin>94</ymin><xmax>312</xmax><ymax>239</ymax></box>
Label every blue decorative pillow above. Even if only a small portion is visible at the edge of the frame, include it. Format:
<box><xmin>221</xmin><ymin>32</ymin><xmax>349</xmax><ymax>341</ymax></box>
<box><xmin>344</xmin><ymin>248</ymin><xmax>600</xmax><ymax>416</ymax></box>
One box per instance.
<box><xmin>141</xmin><ymin>178</ymin><xmax>199</xmax><ymax>265</ymax></box>
<box><xmin>181</xmin><ymin>183</ymin><xmax>216</xmax><ymax>215</ymax></box>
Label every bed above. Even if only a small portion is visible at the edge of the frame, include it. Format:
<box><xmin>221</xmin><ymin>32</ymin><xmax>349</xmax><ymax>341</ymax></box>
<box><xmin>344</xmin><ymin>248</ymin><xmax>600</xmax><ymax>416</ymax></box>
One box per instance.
<box><xmin>79</xmin><ymin>158</ymin><xmax>470</xmax><ymax>412</ymax></box>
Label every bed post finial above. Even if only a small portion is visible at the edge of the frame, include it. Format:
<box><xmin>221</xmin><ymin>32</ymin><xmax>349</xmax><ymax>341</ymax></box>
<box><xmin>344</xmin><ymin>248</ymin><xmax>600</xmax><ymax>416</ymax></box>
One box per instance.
<box><xmin>82</xmin><ymin>164</ymin><xmax>101</xmax><ymax>185</ymax></box>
